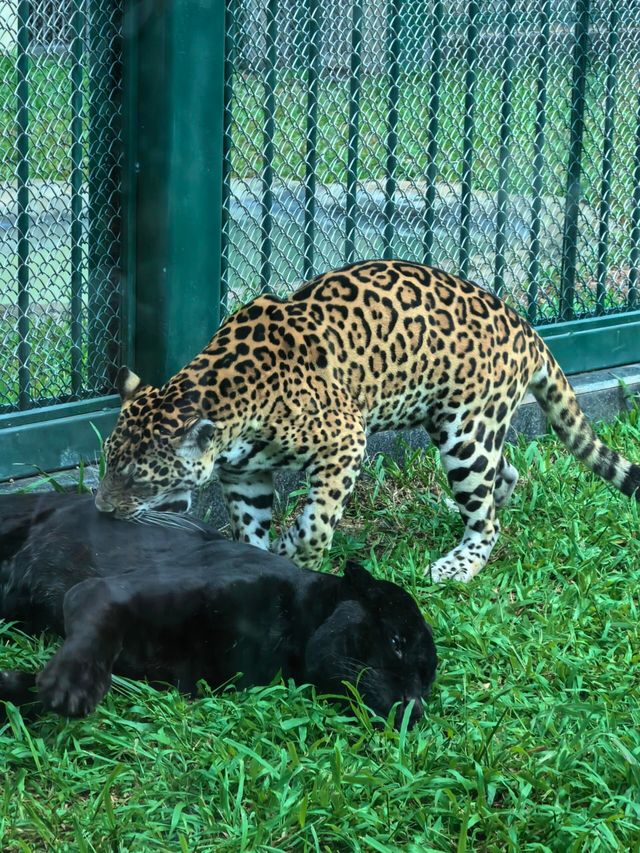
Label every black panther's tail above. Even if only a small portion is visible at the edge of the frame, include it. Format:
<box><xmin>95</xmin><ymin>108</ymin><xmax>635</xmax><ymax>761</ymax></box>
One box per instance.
<box><xmin>0</xmin><ymin>670</ymin><xmax>41</xmax><ymax>719</ymax></box>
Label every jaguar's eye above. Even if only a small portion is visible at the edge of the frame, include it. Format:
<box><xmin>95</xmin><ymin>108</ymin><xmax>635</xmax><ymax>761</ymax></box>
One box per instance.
<box><xmin>391</xmin><ymin>635</ymin><xmax>403</xmax><ymax>656</ymax></box>
<box><xmin>117</xmin><ymin>471</ymin><xmax>135</xmax><ymax>489</ymax></box>
<box><xmin>133</xmin><ymin>482</ymin><xmax>156</xmax><ymax>497</ymax></box>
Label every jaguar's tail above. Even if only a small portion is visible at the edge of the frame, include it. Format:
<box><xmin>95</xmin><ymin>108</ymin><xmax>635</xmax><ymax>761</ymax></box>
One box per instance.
<box><xmin>529</xmin><ymin>344</ymin><xmax>640</xmax><ymax>499</ymax></box>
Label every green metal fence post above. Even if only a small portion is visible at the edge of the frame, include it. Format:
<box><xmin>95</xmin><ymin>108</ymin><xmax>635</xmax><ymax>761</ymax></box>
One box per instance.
<box><xmin>221</xmin><ymin>0</ymin><xmax>237</xmax><ymax>314</ymax></box>
<box><xmin>16</xmin><ymin>0</ymin><xmax>31</xmax><ymax>411</ymax></box>
<box><xmin>87</xmin><ymin>0</ymin><xmax>120</xmax><ymax>391</ymax></box>
<box><xmin>595</xmin><ymin>0</ymin><xmax>619</xmax><ymax>316</ymax></box>
<box><xmin>527</xmin><ymin>0</ymin><xmax>550</xmax><ymax>325</ymax></box>
<box><xmin>121</xmin><ymin>0</ymin><xmax>137</xmax><ymax>371</ymax></box>
<box><xmin>128</xmin><ymin>0</ymin><xmax>225</xmax><ymax>387</ymax></box>
<box><xmin>460</xmin><ymin>0</ymin><xmax>478</xmax><ymax>278</ymax></box>
<box><xmin>494</xmin><ymin>0</ymin><xmax>515</xmax><ymax>298</ymax></box>
<box><xmin>70</xmin><ymin>0</ymin><xmax>85</xmax><ymax>396</ymax></box>
<box><xmin>629</xmin><ymin>81</ymin><xmax>640</xmax><ymax>313</ymax></box>
<box><xmin>423</xmin><ymin>0</ymin><xmax>443</xmax><ymax>266</ymax></box>
<box><xmin>383</xmin><ymin>0</ymin><xmax>401</xmax><ymax>260</ymax></box>
<box><xmin>260</xmin><ymin>0</ymin><xmax>278</xmax><ymax>294</ymax></box>
<box><xmin>304</xmin><ymin>0</ymin><xmax>319</xmax><ymax>279</ymax></box>
<box><xmin>345</xmin><ymin>0</ymin><xmax>363</xmax><ymax>264</ymax></box>
<box><xmin>560</xmin><ymin>0</ymin><xmax>591</xmax><ymax>321</ymax></box>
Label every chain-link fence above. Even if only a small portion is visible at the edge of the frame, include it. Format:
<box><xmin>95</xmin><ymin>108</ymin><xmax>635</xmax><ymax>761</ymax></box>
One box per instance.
<box><xmin>2</xmin><ymin>0</ymin><xmax>638</xmax><ymax>422</ymax></box>
<box><xmin>222</xmin><ymin>0</ymin><xmax>640</xmax><ymax>325</ymax></box>
<box><xmin>0</xmin><ymin>0</ymin><xmax>122</xmax><ymax>415</ymax></box>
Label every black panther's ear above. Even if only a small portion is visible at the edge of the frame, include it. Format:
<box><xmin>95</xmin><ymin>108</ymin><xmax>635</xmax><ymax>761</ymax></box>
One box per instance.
<box><xmin>116</xmin><ymin>366</ymin><xmax>143</xmax><ymax>401</ymax></box>
<box><xmin>343</xmin><ymin>561</ymin><xmax>374</xmax><ymax>590</ymax></box>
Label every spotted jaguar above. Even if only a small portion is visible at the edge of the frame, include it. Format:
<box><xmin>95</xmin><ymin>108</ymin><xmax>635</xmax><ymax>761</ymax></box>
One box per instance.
<box><xmin>96</xmin><ymin>260</ymin><xmax>639</xmax><ymax>582</ymax></box>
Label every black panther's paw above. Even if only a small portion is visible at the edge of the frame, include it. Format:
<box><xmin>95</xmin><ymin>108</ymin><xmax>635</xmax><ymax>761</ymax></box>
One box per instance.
<box><xmin>36</xmin><ymin>649</ymin><xmax>112</xmax><ymax>718</ymax></box>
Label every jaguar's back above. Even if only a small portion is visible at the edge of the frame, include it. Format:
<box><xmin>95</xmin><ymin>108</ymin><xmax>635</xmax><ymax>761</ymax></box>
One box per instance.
<box><xmin>97</xmin><ymin>260</ymin><xmax>640</xmax><ymax>582</ymax></box>
<box><xmin>284</xmin><ymin>260</ymin><xmax>540</xmax><ymax>430</ymax></box>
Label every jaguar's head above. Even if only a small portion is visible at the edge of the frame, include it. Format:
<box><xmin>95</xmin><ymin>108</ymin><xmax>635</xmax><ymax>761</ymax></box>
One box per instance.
<box><xmin>95</xmin><ymin>367</ymin><xmax>221</xmax><ymax>519</ymax></box>
<box><xmin>305</xmin><ymin>562</ymin><xmax>438</xmax><ymax>729</ymax></box>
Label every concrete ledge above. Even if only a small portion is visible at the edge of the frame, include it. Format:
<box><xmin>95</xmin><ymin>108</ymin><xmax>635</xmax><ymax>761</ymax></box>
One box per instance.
<box><xmin>509</xmin><ymin>362</ymin><xmax>640</xmax><ymax>440</ymax></box>
<box><xmin>2</xmin><ymin>364</ymin><xmax>639</xmax><ymax>531</ymax></box>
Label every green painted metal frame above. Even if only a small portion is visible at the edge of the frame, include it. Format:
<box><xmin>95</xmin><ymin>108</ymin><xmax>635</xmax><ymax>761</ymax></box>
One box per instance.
<box><xmin>630</xmin><ymin>82</ymin><xmax>640</xmax><ymax>312</ymax></box>
<box><xmin>0</xmin><ymin>398</ymin><xmax>119</xmax><ymax>482</ymax></box>
<box><xmin>259</xmin><ymin>0</ymin><xmax>278</xmax><ymax>294</ymax></box>
<box><xmin>527</xmin><ymin>0</ymin><xmax>550</xmax><ymax>325</ymax></box>
<box><xmin>303</xmin><ymin>0</ymin><xmax>320</xmax><ymax>278</ymax></box>
<box><xmin>595</xmin><ymin>1</ymin><xmax>619</xmax><ymax>316</ymax></box>
<box><xmin>540</xmin><ymin>312</ymin><xmax>640</xmax><ymax>374</ymax></box>
<box><xmin>131</xmin><ymin>0</ymin><xmax>225</xmax><ymax>386</ymax></box>
<box><xmin>460</xmin><ymin>0</ymin><xmax>478</xmax><ymax>278</ymax></box>
<box><xmin>86</xmin><ymin>0</ymin><xmax>120</xmax><ymax>389</ymax></box>
<box><xmin>423</xmin><ymin>0</ymin><xmax>443</xmax><ymax>267</ymax></box>
<box><xmin>494</xmin><ymin>0</ymin><xmax>515</xmax><ymax>298</ymax></box>
<box><xmin>220</xmin><ymin>0</ymin><xmax>236</xmax><ymax>311</ymax></box>
<box><xmin>383</xmin><ymin>0</ymin><xmax>401</xmax><ymax>260</ymax></box>
<box><xmin>345</xmin><ymin>0</ymin><xmax>363</xmax><ymax>264</ymax></box>
<box><xmin>70</xmin><ymin>0</ymin><xmax>85</xmax><ymax>396</ymax></box>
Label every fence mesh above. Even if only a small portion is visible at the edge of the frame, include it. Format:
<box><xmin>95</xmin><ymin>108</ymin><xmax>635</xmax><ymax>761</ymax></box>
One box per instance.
<box><xmin>0</xmin><ymin>0</ymin><xmax>122</xmax><ymax>414</ymax></box>
<box><xmin>222</xmin><ymin>0</ymin><xmax>640</xmax><ymax>324</ymax></box>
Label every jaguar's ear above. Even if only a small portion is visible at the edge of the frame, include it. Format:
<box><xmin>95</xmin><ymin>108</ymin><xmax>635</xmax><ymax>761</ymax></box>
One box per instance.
<box><xmin>343</xmin><ymin>561</ymin><xmax>375</xmax><ymax>590</ymax></box>
<box><xmin>116</xmin><ymin>366</ymin><xmax>143</xmax><ymax>401</ymax></box>
<box><xmin>175</xmin><ymin>418</ymin><xmax>217</xmax><ymax>458</ymax></box>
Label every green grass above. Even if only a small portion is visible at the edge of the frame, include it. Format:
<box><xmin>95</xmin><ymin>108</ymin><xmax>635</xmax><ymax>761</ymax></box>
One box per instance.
<box><xmin>2</xmin><ymin>410</ymin><xmax>640</xmax><ymax>850</ymax></box>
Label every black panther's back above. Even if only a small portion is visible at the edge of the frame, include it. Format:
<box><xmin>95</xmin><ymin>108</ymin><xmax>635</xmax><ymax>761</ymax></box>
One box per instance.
<box><xmin>0</xmin><ymin>492</ymin><xmax>302</xmax><ymax>634</ymax></box>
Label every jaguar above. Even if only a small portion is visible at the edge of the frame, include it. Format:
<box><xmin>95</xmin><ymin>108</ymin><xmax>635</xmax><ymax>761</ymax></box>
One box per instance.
<box><xmin>0</xmin><ymin>492</ymin><xmax>436</xmax><ymax>725</ymax></box>
<box><xmin>96</xmin><ymin>260</ymin><xmax>640</xmax><ymax>582</ymax></box>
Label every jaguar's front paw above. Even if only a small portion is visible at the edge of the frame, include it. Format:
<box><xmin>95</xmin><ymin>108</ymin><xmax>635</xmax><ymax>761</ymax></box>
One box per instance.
<box><xmin>271</xmin><ymin>533</ymin><xmax>323</xmax><ymax>570</ymax></box>
<box><xmin>37</xmin><ymin>648</ymin><xmax>112</xmax><ymax>717</ymax></box>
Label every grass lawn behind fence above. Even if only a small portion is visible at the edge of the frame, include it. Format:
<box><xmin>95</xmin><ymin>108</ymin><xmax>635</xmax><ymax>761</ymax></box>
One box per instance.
<box><xmin>230</xmin><ymin>59</ymin><xmax>640</xmax><ymax>212</ymax></box>
<box><xmin>1</xmin><ymin>410</ymin><xmax>640</xmax><ymax>850</ymax></box>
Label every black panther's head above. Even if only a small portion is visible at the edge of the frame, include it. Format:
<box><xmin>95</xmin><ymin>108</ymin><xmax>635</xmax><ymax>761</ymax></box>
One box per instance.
<box><xmin>305</xmin><ymin>562</ymin><xmax>437</xmax><ymax>728</ymax></box>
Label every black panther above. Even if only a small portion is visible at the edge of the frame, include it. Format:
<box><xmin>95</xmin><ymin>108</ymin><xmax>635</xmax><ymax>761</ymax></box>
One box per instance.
<box><xmin>0</xmin><ymin>493</ymin><xmax>437</xmax><ymax>727</ymax></box>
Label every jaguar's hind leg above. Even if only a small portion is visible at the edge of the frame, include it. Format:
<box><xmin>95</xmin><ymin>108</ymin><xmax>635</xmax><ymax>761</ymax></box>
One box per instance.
<box><xmin>494</xmin><ymin>455</ymin><xmax>519</xmax><ymax>508</ymax></box>
<box><xmin>427</xmin><ymin>417</ymin><xmax>505</xmax><ymax>583</ymax></box>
